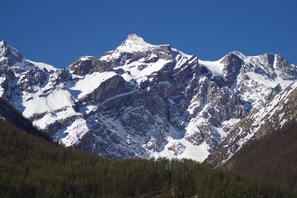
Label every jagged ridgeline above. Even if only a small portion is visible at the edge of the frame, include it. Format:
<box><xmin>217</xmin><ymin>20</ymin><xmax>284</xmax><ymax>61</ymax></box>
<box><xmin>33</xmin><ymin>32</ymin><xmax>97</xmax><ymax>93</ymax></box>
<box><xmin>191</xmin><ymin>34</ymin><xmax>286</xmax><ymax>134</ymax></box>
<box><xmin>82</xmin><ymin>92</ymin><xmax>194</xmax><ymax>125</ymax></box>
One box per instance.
<box><xmin>0</xmin><ymin>35</ymin><xmax>297</xmax><ymax>162</ymax></box>
<box><xmin>0</xmin><ymin>119</ymin><xmax>296</xmax><ymax>197</ymax></box>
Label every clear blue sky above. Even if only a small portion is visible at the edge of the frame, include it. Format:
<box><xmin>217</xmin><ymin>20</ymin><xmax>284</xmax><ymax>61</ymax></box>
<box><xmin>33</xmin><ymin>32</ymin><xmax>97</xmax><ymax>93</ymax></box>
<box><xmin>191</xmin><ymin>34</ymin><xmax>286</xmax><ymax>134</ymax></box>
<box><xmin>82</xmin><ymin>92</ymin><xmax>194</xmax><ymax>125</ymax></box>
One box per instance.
<box><xmin>1</xmin><ymin>0</ymin><xmax>297</xmax><ymax>67</ymax></box>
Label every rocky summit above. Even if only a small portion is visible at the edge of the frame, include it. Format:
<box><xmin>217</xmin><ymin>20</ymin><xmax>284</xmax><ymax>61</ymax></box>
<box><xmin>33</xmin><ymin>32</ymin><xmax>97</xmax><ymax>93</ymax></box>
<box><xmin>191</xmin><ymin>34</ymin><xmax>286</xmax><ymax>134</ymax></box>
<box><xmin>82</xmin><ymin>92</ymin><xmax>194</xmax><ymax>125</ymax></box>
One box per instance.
<box><xmin>1</xmin><ymin>34</ymin><xmax>297</xmax><ymax>162</ymax></box>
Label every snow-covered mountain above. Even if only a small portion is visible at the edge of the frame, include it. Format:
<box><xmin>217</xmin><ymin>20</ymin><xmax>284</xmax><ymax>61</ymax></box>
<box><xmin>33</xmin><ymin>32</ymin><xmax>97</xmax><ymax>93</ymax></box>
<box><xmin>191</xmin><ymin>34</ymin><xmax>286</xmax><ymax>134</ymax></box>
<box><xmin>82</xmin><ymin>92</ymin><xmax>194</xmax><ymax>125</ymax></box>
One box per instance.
<box><xmin>0</xmin><ymin>35</ymin><xmax>296</xmax><ymax>162</ymax></box>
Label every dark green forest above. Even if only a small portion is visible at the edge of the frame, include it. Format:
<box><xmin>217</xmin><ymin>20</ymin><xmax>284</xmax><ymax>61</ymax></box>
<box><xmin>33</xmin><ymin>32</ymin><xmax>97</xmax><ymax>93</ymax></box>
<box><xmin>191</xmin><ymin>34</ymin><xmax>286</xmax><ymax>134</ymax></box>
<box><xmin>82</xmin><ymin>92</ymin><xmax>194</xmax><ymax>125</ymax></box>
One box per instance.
<box><xmin>225</xmin><ymin>120</ymin><xmax>297</xmax><ymax>190</ymax></box>
<box><xmin>0</xmin><ymin>120</ymin><xmax>296</xmax><ymax>198</ymax></box>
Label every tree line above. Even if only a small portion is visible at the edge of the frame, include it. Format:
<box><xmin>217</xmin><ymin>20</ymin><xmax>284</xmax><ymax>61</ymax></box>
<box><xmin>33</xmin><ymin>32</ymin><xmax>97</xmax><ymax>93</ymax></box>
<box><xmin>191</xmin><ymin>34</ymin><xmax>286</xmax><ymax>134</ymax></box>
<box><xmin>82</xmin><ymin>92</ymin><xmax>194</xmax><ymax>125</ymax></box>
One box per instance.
<box><xmin>0</xmin><ymin>119</ymin><xmax>296</xmax><ymax>197</ymax></box>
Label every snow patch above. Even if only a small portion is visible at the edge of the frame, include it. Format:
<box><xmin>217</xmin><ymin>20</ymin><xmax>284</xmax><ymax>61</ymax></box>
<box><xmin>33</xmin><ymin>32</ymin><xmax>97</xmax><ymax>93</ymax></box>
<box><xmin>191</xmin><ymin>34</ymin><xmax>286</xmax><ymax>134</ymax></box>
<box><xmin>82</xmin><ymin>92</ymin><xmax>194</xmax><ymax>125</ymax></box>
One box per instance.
<box><xmin>78</xmin><ymin>56</ymin><xmax>96</xmax><ymax>61</ymax></box>
<box><xmin>27</xmin><ymin>60</ymin><xmax>57</xmax><ymax>71</ymax></box>
<box><xmin>116</xmin><ymin>59</ymin><xmax>170</xmax><ymax>84</ymax></box>
<box><xmin>199</xmin><ymin>59</ymin><xmax>224</xmax><ymax>76</ymax></box>
<box><xmin>0</xmin><ymin>75</ymin><xmax>5</xmax><ymax>97</ymax></box>
<box><xmin>71</xmin><ymin>71</ymin><xmax>117</xmax><ymax>99</ymax></box>
<box><xmin>33</xmin><ymin>107</ymin><xmax>78</xmax><ymax>130</ymax></box>
<box><xmin>151</xmin><ymin>138</ymin><xmax>210</xmax><ymax>162</ymax></box>
<box><xmin>54</xmin><ymin>118</ymin><xmax>89</xmax><ymax>147</ymax></box>
<box><xmin>22</xmin><ymin>89</ymin><xmax>74</xmax><ymax>118</ymax></box>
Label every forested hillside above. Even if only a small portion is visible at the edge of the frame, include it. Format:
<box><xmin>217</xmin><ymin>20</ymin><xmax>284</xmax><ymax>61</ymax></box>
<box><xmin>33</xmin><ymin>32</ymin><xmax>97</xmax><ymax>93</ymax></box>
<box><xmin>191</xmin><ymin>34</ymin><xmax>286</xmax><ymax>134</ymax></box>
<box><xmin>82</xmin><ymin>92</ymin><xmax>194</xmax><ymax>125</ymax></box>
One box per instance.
<box><xmin>224</xmin><ymin>120</ymin><xmax>297</xmax><ymax>190</ymax></box>
<box><xmin>0</xmin><ymin>119</ymin><xmax>296</xmax><ymax>197</ymax></box>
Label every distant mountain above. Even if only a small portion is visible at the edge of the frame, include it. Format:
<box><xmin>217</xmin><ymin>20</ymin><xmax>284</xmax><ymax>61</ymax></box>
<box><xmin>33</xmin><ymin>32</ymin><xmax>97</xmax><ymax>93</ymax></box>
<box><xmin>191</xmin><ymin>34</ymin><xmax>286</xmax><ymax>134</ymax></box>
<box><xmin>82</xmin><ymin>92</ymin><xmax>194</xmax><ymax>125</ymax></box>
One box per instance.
<box><xmin>0</xmin><ymin>34</ymin><xmax>296</xmax><ymax>162</ymax></box>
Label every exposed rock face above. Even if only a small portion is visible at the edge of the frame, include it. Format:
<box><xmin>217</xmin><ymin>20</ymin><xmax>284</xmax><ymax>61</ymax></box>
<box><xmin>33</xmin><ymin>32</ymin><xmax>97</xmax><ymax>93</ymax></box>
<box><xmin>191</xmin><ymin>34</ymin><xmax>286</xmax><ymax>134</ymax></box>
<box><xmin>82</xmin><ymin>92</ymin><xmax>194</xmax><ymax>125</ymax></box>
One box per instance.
<box><xmin>0</xmin><ymin>35</ymin><xmax>296</xmax><ymax>162</ymax></box>
<box><xmin>221</xmin><ymin>52</ymin><xmax>244</xmax><ymax>86</ymax></box>
<box><xmin>79</xmin><ymin>74</ymin><xmax>128</xmax><ymax>102</ymax></box>
<box><xmin>206</xmin><ymin>83</ymin><xmax>297</xmax><ymax>166</ymax></box>
<box><xmin>68</xmin><ymin>56</ymin><xmax>110</xmax><ymax>75</ymax></box>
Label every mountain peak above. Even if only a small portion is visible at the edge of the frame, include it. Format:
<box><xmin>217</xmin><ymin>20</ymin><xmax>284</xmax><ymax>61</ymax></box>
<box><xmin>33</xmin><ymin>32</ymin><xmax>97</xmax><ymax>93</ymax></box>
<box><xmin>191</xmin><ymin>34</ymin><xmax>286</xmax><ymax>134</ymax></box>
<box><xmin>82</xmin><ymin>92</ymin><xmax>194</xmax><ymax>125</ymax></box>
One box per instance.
<box><xmin>0</xmin><ymin>40</ymin><xmax>23</xmax><ymax>66</ymax></box>
<box><xmin>0</xmin><ymin>40</ymin><xmax>7</xmax><ymax>48</ymax></box>
<box><xmin>230</xmin><ymin>51</ymin><xmax>246</xmax><ymax>60</ymax></box>
<box><xmin>116</xmin><ymin>34</ymin><xmax>154</xmax><ymax>53</ymax></box>
<box><xmin>126</xmin><ymin>33</ymin><xmax>145</xmax><ymax>42</ymax></box>
<box><xmin>0</xmin><ymin>40</ymin><xmax>20</xmax><ymax>56</ymax></box>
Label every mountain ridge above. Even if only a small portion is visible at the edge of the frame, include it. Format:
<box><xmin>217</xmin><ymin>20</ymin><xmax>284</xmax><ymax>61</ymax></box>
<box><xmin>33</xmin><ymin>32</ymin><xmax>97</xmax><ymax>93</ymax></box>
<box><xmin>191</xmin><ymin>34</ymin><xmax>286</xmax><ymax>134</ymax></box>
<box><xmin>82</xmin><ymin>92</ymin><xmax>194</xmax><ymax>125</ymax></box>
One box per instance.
<box><xmin>0</xmin><ymin>34</ymin><xmax>296</xmax><ymax>163</ymax></box>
